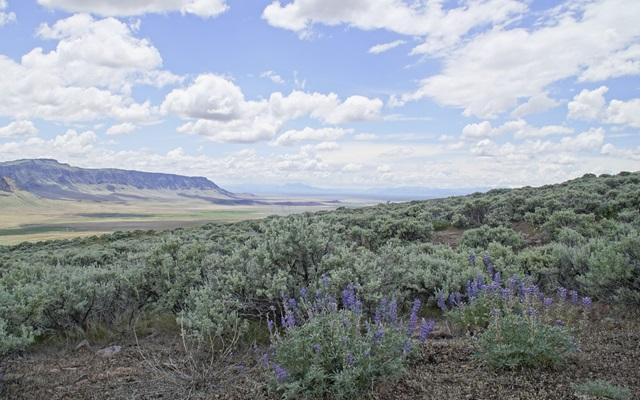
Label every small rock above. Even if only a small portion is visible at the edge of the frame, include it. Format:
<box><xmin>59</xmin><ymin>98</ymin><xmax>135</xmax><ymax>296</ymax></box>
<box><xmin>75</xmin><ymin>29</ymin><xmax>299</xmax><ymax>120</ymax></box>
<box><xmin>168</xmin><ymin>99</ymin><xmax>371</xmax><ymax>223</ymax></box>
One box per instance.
<box><xmin>96</xmin><ymin>345</ymin><xmax>122</xmax><ymax>357</ymax></box>
<box><xmin>75</xmin><ymin>339</ymin><xmax>92</xmax><ymax>352</ymax></box>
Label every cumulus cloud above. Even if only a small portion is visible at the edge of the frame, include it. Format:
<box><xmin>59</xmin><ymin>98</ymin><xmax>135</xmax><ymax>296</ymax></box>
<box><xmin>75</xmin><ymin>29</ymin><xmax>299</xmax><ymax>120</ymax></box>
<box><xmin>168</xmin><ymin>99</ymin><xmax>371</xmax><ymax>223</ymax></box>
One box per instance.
<box><xmin>0</xmin><ymin>0</ymin><xmax>16</xmax><ymax>26</ymax></box>
<box><xmin>0</xmin><ymin>14</ymin><xmax>178</xmax><ymax>123</ymax></box>
<box><xmin>262</xmin><ymin>0</ymin><xmax>525</xmax><ymax>48</ymax></box>
<box><xmin>0</xmin><ymin>120</ymin><xmax>38</xmax><ymax>138</ymax></box>
<box><xmin>273</xmin><ymin>127</ymin><xmax>351</xmax><ymax>146</ymax></box>
<box><xmin>511</xmin><ymin>93</ymin><xmax>560</xmax><ymax>117</ymax></box>
<box><xmin>393</xmin><ymin>0</ymin><xmax>640</xmax><ymax>118</ymax></box>
<box><xmin>37</xmin><ymin>0</ymin><xmax>228</xmax><ymax>18</ymax></box>
<box><xmin>106</xmin><ymin>122</ymin><xmax>136</xmax><ymax>135</ymax></box>
<box><xmin>162</xmin><ymin>74</ymin><xmax>383</xmax><ymax>143</ymax></box>
<box><xmin>462</xmin><ymin>119</ymin><xmax>572</xmax><ymax>140</ymax></box>
<box><xmin>368</xmin><ymin>40</ymin><xmax>406</xmax><ymax>54</ymax></box>
<box><xmin>601</xmin><ymin>143</ymin><xmax>640</xmax><ymax>161</ymax></box>
<box><xmin>568</xmin><ymin>86</ymin><xmax>640</xmax><ymax>128</ymax></box>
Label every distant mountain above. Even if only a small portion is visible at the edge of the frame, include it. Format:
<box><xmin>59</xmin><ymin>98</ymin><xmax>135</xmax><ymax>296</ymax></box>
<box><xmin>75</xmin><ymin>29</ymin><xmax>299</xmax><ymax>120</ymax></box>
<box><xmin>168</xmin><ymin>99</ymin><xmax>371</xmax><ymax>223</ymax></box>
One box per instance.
<box><xmin>225</xmin><ymin>182</ymin><xmax>488</xmax><ymax>200</ymax></box>
<box><xmin>0</xmin><ymin>159</ymin><xmax>237</xmax><ymax>202</ymax></box>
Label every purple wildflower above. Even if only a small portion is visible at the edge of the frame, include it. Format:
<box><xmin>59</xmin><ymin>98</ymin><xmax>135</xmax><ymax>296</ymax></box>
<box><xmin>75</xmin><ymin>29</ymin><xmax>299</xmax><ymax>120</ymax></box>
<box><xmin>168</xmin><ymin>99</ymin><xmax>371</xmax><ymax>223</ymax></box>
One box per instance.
<box><xmin>494</xmin><ymin>272</ymin><xmax>501</xmax><ymax>285</ymax></box>
<box><xmin>448</xmin><ymin>293</ymin><xmax>456</xmax><ymax>308</ymax></box>
<box><xmin>300</xmin><ymin>287</ymin><xmax>308</xmax><ymax>298</ymax></box>
<box><xmin>347</xmin><ymin>354</ymin><xmax>355</xmax><ymax>365</ymax></box>
<box><xmin>581</xmin><ymin>297</ymin><xmax>592</xmax><ymax>310</ymax></box>
<box><xmin>388</xmin><ymin>299</ymin><xmax>398</xmax><ymax>325</ymax></box>
<box><xmin>374</xmin><ymin>308</ymin><xmax>382</xmax><ymax>325</ymax></box>
<box><xmin>274</xmin><ymin>364</ymin><xmax>288</xmax><ymax>383</ymax></box>
<box><xmin>403</xmin><ymin>341</ymin><xmax>412</xmax><ymax>356</ymax></box>
<box><xmin>288</xmin><ymin>297</ymin><xmax>297</xmax><ymax>310</ymax></box>
<box><xmin>407</xmin><ymin>299</ymin><xmax>421</xmax><ymax>336</ymax></box>
<box><xmin>557</xmin><ymin>320</ymin><xmax>565</xmax><ymax>327</ymax></box>
<box><xmin>436</xmin><ymin>291</ymin><xmax>447</xmax><ymax>313</ymax></box>
<box><xmin>267</xmin><ymin>319</ymin><xmax>274</xmax><ymax>331</ymax></box>
<box><xmin>322</xmin><ymin>274</ymin><xmax>329</xmax><ymax>287</ymax></box>
<box><xmin>236</xmin><ymin>365</ymin><xmax>246</xmax><ymax>373</ymax></box>
<box><xmin>419</xmin><ymin>318</ymin><xmax>435</xmax><ymax>342</ymax></box>
<box><xmin>543</xmin><ymin>297</ymin><xmax>553</xmax><ymax>308</ymax></box>
<box><xmin>469</xmin><ymin>252</ymin><xmax>476</xmax><ymax>267</ymax></box>
<box><xmin>313</xmin><ymin>344</ymin><xmax>321</xmax><ymax>352</ymax></box>
<box><xmin>492</xmin><ymin>308</ymin><xmax>501</xmax><ymax>317</ymax></box>
<box><xmin>455</xmin><ymin>292</ymin><xmax>462</xmax><ymax>306</ymax></box>
<box><xmin>342</xmin><ymin>284</ymin><xmax>355</xmax><ymax>308</ymax></box>
<box><xmin>373</xmin><ymin>328</ymin><xmax>384</xmax><ymax>344</ymax></box>
<box><xmin>316</xmin><ymin>290</ymin><xmax>323</xmax><ymax>299</ymax></box>
<box><xmin>569</xmin><ymin>290</ymin><xmax>578</xmax><ymax>304</ymax></box>
<box><xmin>557</xmin><ymin>287</ymin><xmax>567</xmax><ymax>302</ymax></box>
<box><xmin>343</xmin><ymin>318</ymin><xmax>350</xmax><ymax>329</ymax></box>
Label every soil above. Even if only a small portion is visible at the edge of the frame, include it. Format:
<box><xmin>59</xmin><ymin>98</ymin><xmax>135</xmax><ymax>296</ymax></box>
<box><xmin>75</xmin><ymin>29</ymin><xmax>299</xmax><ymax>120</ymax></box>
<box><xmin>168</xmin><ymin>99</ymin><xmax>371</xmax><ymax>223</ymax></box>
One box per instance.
<box><xmin>2</xmin><ymin>305</ymin><xmax>638</xmax><ymax>400</ymax></box>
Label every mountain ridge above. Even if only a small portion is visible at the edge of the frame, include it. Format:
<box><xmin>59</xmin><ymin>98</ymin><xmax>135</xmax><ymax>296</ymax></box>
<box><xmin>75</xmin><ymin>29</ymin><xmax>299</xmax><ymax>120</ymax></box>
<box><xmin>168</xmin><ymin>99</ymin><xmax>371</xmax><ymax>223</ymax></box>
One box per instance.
<box><xmin>0</xmin><ymin>159</ymin><xmax>236</xmax><ymax>201</ymax></box>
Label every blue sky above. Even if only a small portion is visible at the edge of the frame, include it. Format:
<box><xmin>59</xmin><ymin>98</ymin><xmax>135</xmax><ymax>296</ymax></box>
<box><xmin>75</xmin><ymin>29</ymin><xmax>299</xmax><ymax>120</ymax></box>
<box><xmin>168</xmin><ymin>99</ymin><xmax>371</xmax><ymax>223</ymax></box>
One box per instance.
<box><xmin>0</xmin><ymin>0</ymin><xmax>639</xmax><ymax>189</ymax></box>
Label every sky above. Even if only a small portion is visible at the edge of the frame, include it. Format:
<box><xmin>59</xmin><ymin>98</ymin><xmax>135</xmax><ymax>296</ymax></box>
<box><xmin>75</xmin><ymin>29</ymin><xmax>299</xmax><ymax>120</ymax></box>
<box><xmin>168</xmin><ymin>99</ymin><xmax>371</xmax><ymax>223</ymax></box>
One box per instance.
<box><xmin>0</xmin><ymin>0</ymin><xmax>639</xmax><ymax>190</ymax></box>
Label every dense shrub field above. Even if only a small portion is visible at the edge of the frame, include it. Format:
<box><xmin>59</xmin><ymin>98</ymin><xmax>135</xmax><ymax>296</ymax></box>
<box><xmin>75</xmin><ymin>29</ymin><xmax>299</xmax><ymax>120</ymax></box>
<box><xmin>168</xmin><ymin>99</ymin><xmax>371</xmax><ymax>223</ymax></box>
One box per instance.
<box><xmin>1</xmin><ymin>171</ymin><xmax>639</xmax><ymax>398</ymax></box>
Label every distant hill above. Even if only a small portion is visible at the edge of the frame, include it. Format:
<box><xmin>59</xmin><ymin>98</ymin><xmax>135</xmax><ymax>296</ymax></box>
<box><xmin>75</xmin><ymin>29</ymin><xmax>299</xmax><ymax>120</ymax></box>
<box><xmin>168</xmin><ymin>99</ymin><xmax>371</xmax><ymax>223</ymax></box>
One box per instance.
<box><xmin>225</xmin><ymin>182</ymin><xmax>488</xmax><ymax>200</ymax></box>
<box><xmin>0</xmin><ymin>159</ymin><xmax>238</xmax><ymax>202</ymax></box>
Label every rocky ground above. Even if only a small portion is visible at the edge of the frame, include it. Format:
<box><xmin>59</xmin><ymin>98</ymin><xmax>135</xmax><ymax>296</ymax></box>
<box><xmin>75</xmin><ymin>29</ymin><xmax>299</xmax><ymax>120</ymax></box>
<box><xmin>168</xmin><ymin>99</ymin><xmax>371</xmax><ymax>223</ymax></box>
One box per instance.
<box><xmin>1</xmin><ymin>305</ymin><xmax>638</xmax><ymax>400</ymax></box>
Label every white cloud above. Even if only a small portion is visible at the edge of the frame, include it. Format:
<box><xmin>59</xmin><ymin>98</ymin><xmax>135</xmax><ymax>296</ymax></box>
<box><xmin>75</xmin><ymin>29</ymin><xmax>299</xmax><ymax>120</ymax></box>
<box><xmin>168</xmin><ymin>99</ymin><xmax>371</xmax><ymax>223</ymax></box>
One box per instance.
<box><xmin>262</xmin><ymin>0</ymin><xmax>526</xmax><ymax>48</ymax></box>
<box><xmin>511</xmin><ymin>93</ymin><xmax>560</xmax><ymax>117</ymax></box>
<box><xmin>273</xmin><ymin>127</ymin><xmax>351</xmax><ymax>146</ymax></box>
<box><xmin>601</xmin><ymin>143</ymin><xmax>640</xmax><ymax>161</ymax></box>
<box><xmin>37</xmin><ymin>0</ymin><xmax>228</xmax><ymax>18</ymax></box>
<box><xmin>378</xmin><ymin>147</ymin><xmax>414</xmax><ymax>158</ymax></box>
<box><xmin>260</xmin><ymin>70</ymin><xmax>285</xmax><ymax>84</ymax></box>
<box><xmin>0</xmin><ymin>0</ymin><xmax>16</xmax><ymax>26</ymax></box>
<box><xmin>462</xmin><ymin>119</ymin><xmax>573</xmax><ymax>140</ymax></box>
<box><xmin>0</xmin><ymin>120</ymin><xmax>37</xmax><ymax>138</ymax></box>
<box><xmin>368</xmin><ymin>40</ymin><xmax>406</xmax><ymax>54</ymax></box>
<box><xmin>106</xmin><ymin>122</ymin><xmax>136</xmax><ymax>135</ymax></box>
<box><xmin>0</xmin><ymin>14</ymin><xmax>177</xmax><ymax>123</ymax></box>
<box><xmin>568</xmin><ymin>86</ymin><xmax>640</xmax><ymax>128</ymax></box>
<box><xmin>162</xmin><ymin>74</ymin><xmax>383</xmax><ymax>143</ymax></box>
<box><xmin>394</xmin><ymin>0</ymin><xmax>640</xmax><ymax>118</ymax></box>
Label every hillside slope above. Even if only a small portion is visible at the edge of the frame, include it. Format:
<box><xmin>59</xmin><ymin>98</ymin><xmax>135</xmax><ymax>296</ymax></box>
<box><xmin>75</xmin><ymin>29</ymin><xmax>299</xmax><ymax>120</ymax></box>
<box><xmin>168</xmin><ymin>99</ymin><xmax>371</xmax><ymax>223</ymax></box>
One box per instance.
<box><xmin>0</xmin><ymin>159</ymin><xmax>236</xmax><ymax>201</ymax></box>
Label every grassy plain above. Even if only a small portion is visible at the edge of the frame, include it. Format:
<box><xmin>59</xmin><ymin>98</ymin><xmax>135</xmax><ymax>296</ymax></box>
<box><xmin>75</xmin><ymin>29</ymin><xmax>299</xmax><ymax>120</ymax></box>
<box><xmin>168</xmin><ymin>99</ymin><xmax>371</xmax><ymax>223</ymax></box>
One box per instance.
<box><xmin>0</xmin><ymin>192</ymin><xmax>374</xmax><ymax>245</ymax></box>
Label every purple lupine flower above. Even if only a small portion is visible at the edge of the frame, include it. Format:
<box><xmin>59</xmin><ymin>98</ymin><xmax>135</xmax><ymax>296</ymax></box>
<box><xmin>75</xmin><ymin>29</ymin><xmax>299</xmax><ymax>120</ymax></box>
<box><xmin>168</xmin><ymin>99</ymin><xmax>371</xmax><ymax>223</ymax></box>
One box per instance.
<box><xmin>557</xmin><ymin>287</ymin><xmax>567</xmax><ymax>302</ymax></box>
<box><xmin>343</xmin><ymin>318</ymin><xmax>350</xmax><ymax>329</ymax></box>
<box><xmin>494</xmin><ymin>272</ymin><xmax>501</xmax><ymax>285</ymax></box>
<box><xmin>543</xmin><ymin>297</ymin><xmax>553</xmax><ymax>308</ymax></box>
<box><xmin>557</xmin><ymin>320</ymin><xmax>565</xmax><ymax>327</ymax></box>
<box><xmin>436</xmin><ymin>291</ymin><xmax>447</xmax><ymax>313</ymax></box>
<box><xmin>342</xmin><ymin>284</ymin><xmax>355</xmax><ymax>308</ymax></box>
<box><xmin>288</xmin><ymin>297</ymin><xmax>297</xmax><ymax>310</ymax></box>
<box><xmin>374</xmin><ymin>308</ymin><xmax>382</xmax><ymax>325</ymax></box>
<box><xmin>492</xmin><ymin>308</ymin><xmax>501</xmax><ymax>317</ymax></box>
<box><xmin>581</xmin><ymin>297</ymin><xmax>592</xmax><ymax>310</ymax></box>
<box><xmin>407</xmin><ymin>299</ymin><xmax>421</xmax><ymax>336</ymax></box>
<box><xmin>528</xmin><ymin>307</ymin><xmax>538</xmax><ymax>316</ymax></box>
<box><xmin>261</xmin><ymin>353</ymin><xmax>270</xmax><ymax>366</ymax></box>
<box><xmin>347</xmin><ymin>354</ymin><xmax>355</xmax><ymax>365</ymax></box>
<box><xmin>448</xmin><ymin>293</ymin><xmax>456</xmax><ymax>308</ymax></box>
<box><xmin>469</xmin><ymin>252</ymin><xmax>476</xmax><ymax>267</ymax></box>
<box><xmin>483</xmin><ymin>253</ymin><xmax>491</xmax><ymax>268</ymax></box>
<box><xmin>300</xmin><ymin>287</ymin><xmax>308</xmax><ymax>298</ymax></box>
<box><xmin>274</xmin><ymin>364</ymin><xmax>288</xmax><ymax>383</ymax></box>
<box><xmin>455</xmin><ymin>292</ymin><xmax>462</xmax><ymax>306</ymax></box>
<box><xmin>403</xmin><ymin>341</ymin><xmax>412</xmax><ymax>356</ymax></box>
<box><xmin>236</xmin><ymin>365</ymin><xmax>246</xmax><ymax>373</ymax></box>
<box><xmin>373</xmin><ymin>328</ymin><xmax>384</xmax><ymax>344</ymax></box>
<box><xmin>476</xmin><ymin>275</ymin><xmax>484</xmax><ymax>290</ymax></box>
<box><xmin>569</xmin><ymin>290</ymin><xmax>578</xmax><ymax>304</ymax></box>
<box><xmin>419</xmin><ymin>318</ymin><xmax>435</xmax><ymax>342</ymax></box>
<box><xmin>313</xmin><ymin>344</ymin><xmax>321</xmax><ymax>352</ymax></box>
<box><xmin>316</xmin><ymin>290</ymin><xmax>323</xmax><ymax>299</ymax></box>
<box><xmin>322</xmin><ymin>274</ymin><xmax>329</xmax><ymax>287</ymax></box>
<box><xmin>267</xmin><ymin>319</ymin><xmax>274</xmax><ymax>331</ymax></box>
<box><xmin>388</xmin><ymin>299</ymin><xmax>398</xmax><ymax>325</ymax></box>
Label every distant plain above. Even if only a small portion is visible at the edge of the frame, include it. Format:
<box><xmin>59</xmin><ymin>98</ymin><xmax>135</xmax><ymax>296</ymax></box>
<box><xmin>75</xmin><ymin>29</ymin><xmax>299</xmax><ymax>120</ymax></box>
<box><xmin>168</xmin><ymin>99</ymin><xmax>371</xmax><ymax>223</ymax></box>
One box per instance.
<box><xmin>0</xmin><ymin>192</ymin><xmax>376</xmax><ymax>245</ymax></box>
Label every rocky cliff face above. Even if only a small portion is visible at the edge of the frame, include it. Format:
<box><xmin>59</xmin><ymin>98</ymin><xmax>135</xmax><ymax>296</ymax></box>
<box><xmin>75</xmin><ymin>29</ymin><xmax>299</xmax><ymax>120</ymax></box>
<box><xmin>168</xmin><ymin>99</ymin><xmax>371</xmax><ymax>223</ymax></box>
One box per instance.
<box><xmin>0</xmin><ymin>159</ymin><xmax>235</xmax><ymax>200</ymax></box>
<box><xmin>0</xmin><ymin>176</ymin><xmax>12</xmax><ymax>192</ymax></box>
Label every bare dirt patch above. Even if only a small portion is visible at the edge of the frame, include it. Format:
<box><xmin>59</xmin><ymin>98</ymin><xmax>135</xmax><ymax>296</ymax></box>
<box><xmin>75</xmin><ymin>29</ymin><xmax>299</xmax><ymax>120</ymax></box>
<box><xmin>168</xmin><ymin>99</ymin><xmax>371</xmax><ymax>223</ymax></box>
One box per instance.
<box><xmin>2</xmin><ymin>306</ymin><xmax>638</xmax><ymax>399</ymax></box>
